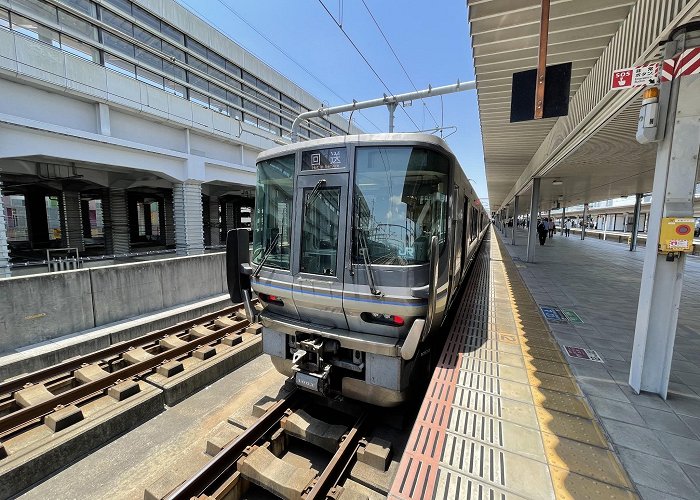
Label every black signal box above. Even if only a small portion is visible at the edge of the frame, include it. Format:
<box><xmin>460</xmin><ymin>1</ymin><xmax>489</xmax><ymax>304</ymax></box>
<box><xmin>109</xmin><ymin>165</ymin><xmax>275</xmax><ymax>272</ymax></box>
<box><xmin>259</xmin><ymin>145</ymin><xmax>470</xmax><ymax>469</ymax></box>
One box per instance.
<box><xmin>510</xmin><ymin>62</ymin><xmax>572</xmax><ymax>123</ymax></box>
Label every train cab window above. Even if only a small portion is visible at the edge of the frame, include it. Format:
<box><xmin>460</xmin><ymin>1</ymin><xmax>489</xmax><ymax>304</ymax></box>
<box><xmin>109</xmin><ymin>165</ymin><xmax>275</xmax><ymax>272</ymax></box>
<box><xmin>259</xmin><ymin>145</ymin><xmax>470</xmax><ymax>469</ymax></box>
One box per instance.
<box><xmin>354</xmin><ymin>147</ymin><xmax>449</xmax><ymax>265</ymax></box>
<box><xmin>252</xmin><ymin>154</ymin><xmax>294</xmax><ymax>270</ymax></box>
<box><xmin>301</xmin><ymin>187</ymin><xmax>340</xmax><ymax>276</ymax></box>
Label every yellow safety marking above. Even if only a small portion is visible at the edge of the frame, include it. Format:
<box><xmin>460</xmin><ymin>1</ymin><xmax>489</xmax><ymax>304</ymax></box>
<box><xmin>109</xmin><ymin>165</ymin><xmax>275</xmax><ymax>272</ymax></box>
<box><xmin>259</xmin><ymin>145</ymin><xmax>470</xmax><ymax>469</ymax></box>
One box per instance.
<box><xmin>530</xmin><ymin>388</ymin><xmax>594</xmax><ymax>419</ymax></box>
<box><xmin>549</xmin><ymin>467</ymin><xmax>638</xmax><ymax>500</ymax></box>
<box><xmin>541</xmin><ymin>433</ymin><xmax>632</xmax><ymax>489</ymax></box>
<box><xmin>522</xmin><ymin>345</ymin><xmax>566</xmax><ymax>363</ymax></box>
<box><xmin>535</xmin><ymin>406</ymin><xmax>608</xmax><ymax>448</ymax></box>
<box><xmin>524</xmin><ymin>358</ymin><xmax>573</xmax><ymax>378</ymax></box>
<box><xmin>492</xmin><ymin>233</ymin><xmax>638</xmax><ymax>499</ymax></box>
<box><xmin>527</xmin><ymin>370</ymin><xmax>582</xmax><ymax>396</ymax></box>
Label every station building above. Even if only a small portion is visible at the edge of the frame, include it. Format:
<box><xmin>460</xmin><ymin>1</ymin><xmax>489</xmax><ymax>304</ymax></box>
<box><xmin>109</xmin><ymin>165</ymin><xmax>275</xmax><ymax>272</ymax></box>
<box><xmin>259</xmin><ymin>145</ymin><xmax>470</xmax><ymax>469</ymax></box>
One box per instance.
<box><xmin>0</xmin><ymin>0</ymin><xmax>358</xmax><ymax>277</ymax></box>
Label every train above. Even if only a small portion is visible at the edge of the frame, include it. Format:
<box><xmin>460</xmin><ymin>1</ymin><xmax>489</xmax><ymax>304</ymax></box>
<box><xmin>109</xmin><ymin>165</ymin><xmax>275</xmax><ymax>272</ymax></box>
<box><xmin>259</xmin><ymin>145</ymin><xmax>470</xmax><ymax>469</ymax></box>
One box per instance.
<box><xmin>227</xmin><ymin>133</ymin><xmax>489</xmax><ymax>406</ymax></box>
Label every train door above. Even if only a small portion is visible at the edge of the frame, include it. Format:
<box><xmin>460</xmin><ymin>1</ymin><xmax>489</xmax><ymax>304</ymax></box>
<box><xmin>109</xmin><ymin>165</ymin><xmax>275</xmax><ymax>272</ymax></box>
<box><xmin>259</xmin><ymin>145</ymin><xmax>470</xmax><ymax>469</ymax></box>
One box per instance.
<box><xmin>291</xmin><ymin>173</ymin><xmax>350</xmax><ymax>329</ymax></box>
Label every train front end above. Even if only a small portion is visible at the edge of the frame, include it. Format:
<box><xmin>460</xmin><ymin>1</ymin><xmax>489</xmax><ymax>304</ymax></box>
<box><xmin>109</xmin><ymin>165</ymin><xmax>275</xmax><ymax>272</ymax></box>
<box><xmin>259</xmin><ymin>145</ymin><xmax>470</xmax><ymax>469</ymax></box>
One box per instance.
<box><xmin>236</xmin><ymin>135</ymin><xmax>453</xmax><ymax>406</ymax></box>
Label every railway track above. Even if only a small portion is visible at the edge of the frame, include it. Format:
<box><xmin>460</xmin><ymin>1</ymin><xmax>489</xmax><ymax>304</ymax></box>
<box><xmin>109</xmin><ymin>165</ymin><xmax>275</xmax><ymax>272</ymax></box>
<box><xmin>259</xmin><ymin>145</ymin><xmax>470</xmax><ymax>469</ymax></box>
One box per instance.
<box><xmin>0</xmin><ymin>302</ymin><xmax>262</xmax><ymax>499</ymax></box>
<box><xmin>164</xmin><ymin>389</ymin><xmax>379</xmax><ymax>500</ymax></box>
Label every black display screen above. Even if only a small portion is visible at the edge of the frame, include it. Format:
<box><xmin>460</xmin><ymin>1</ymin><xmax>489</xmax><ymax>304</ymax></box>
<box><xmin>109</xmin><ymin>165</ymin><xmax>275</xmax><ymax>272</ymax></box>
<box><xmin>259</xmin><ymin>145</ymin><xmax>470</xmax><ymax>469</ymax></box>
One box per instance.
<box><xmin>301</xmin><ymin>147</ymin><xmax>347</xmax><ymax>170</ymax></box>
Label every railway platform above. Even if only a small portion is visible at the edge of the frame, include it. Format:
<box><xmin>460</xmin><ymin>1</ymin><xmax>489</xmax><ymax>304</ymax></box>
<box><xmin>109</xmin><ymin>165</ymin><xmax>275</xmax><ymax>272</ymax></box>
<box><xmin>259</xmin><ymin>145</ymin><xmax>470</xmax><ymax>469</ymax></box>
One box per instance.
<box><xmin>390</xmin><ymin>227</ymin><xmax>700</xmax><ymax>500</ymax></box>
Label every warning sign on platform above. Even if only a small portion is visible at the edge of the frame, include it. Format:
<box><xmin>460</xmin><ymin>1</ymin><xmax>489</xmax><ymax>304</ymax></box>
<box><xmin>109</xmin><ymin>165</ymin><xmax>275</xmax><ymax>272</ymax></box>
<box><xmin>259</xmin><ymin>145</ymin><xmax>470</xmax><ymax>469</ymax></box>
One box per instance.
<box><xmin>611</xmin><ymin>63</ymin><xmax>660</xmax><ymax>89</ymax></box>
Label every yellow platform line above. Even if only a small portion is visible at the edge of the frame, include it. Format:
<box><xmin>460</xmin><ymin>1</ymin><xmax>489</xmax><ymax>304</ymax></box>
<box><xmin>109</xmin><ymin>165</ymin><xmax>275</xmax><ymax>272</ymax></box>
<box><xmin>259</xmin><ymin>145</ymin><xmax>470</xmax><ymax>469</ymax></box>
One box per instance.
<box><xmin>491</xmin><ymin>231</ymin><xmax>638</xmax><ymax>500</ymax></box>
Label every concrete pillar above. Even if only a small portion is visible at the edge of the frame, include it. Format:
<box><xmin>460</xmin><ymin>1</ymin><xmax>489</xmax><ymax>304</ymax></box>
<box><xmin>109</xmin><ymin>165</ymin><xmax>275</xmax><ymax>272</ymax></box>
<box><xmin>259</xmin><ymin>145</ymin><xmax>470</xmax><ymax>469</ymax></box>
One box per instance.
<box><xmin>511</xmin><ymin>196</ymin><xmax>519</xmax><ymax>245</ymax></box>
<box><xmin>208</xmin><ymin>195</ymin><xmax>220</xmax><ymax>246</ymax></box>
<box><xmin>526</xmin><ymin>178</ymin><xmax>540</xmax><ymax>263</ymax></box>
<box><xmin>630</xmin><ymin>193</ymin><xmax>642</xmax><ymax>251</ymax></box>
<box><xmin>60</xmin><ymin>190</ymin><xmax>85</xmax><ymax>252</ymax></box>
<box><xmin>0</xmin><ymin>181</ymin><xmax>11</xmax><ymax>278</ymax></box>
<box><xmin>173</xmin><ymin>181</ymin><xmax>204</xmax><ymax>256</ymax></box>
<box><xmin>581</xmin><ymin>203</ymin><xmax>588</xmax><ymax>240</ymax></box>
<box><xmin>104</xmin><ymin>188</ymin><xmax>130</xmax><ymax>256</ymax></box>
<box><xmin>164</xmin><ymin>192</ymin><xmax>176</xmax><ymax>247</ymax></box>
<box><xmin>630</xmin><ymin>27</ymin><xmax>700</xmax><ymax>398</ymax></box>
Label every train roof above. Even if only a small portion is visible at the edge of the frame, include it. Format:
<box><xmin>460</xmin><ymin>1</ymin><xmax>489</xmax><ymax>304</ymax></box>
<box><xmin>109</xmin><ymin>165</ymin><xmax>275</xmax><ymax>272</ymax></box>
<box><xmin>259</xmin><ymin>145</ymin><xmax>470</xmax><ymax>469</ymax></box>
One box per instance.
<box><xmin>257</xmin><ymin>133</ymin><xmax>457</xmax><ymax>163</ymax></box>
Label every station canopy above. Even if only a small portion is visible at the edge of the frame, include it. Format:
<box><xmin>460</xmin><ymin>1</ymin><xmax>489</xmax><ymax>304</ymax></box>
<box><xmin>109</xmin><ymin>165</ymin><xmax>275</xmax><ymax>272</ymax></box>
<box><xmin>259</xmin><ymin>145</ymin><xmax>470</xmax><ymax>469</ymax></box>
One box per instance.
<box><xmin>467</xmin><ymin>0</ymin><xmax>700</xmax><ymax>213</ymax></box>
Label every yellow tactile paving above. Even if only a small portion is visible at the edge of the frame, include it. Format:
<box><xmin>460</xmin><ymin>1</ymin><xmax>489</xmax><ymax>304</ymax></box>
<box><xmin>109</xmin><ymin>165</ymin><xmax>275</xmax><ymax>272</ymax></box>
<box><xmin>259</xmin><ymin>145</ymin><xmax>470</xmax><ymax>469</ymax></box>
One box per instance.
<box><xmin>491</xmin><ymin>232</ymin><xmax>638</xmax><ymax>499</ymax></box>
<box><xmin>535</xmin><ymin>406</ymin><xmax>608</xmax><ymax>448</ymax></box>
<box><xmin>531</xmin><ymin>388</ymin><xmax>594</xmax><ymax>419</ymax></box>
<box><xmin>541</xmin><ymin>433</ymin><xmax>633</xmax><ymax>489</ymax></box>
<box><xmin>549</xmin><ymin>467</ymin><xmax>638</xmax><ymax>500</ymax></box>
<box><xmin>524</xmin><ymin>357</ymin><xmax>573</xmax><ymax>378</ymax></box>
<box><xmin>527</xmin><ymin>370</ymin><xmax>583</xmax><ymax>396</ymax></box>
<box><xmin>523</xmin><ymin>345</ymin><xmax>567</xmax><ymax>363</ymax></box>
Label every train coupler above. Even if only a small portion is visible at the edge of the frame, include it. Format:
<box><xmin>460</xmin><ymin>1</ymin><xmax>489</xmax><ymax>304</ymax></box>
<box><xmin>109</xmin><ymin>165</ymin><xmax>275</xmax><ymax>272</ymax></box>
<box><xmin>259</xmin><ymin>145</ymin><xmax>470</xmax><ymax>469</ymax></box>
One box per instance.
<box><xmin>291</xmin><ymin>338</ymin><xmax>332</xmax><ymax>395</ymax></box>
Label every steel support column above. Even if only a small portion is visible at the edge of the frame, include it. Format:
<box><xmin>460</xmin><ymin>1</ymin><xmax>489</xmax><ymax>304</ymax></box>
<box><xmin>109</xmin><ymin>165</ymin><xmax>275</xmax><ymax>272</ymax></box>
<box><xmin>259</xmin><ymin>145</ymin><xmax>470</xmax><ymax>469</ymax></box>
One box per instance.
<box><xmin>208</xmin><ymin>195</ymin><xmax>220</xmax><ymax>246</ymax></box>
<box><xmin>526</xmin><ymin>178</ymin><xmax>540</xmax><ymax>263</ymax></box>
<box><xmin>560</xmin><ymin>206</ymin><xmax>566</xmax><ymax>234</ymax></box>
<box><xmin>630</xmin><ymin>193</ymin><xmax>642</xmax><ymax>251</ymax></box>
<box><xmin>630</xmin><ymin>28</ymin><xmax>700</xmax><ymax>398</ymax></box>
<box><xmin>61</xmin><ymin>190</ymin><xmax>85</xmax><ymax>252</ymax></box>
<box><xmin>173</xmin><ymin>181</ymin><xmax>204</xmax><ymax>256</ymax></box>
<box><xmin>103</xmin><ymin>188</ymin><xmax>130</xmax><ymax>256</ymax></box>
<box><xmin>0</xmin><ymin>181</ymin><xmax>10</xmax><ymax>278</ymax></box>
<box><xmin>512</xmin><ymin>196</ymin><xmax>519</xmax><ymax>245</ymax></box>
<box><xmin>581</xmin><ymin>203</ymin><xmax>588</xmax><ymax>240</ymax></box>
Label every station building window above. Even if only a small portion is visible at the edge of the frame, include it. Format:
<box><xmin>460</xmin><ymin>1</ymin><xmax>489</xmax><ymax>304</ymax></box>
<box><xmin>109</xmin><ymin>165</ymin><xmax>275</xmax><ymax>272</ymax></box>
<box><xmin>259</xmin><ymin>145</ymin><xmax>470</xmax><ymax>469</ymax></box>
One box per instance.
<box><xmin>104</xmin><ymin>53</ymin><xmax>135</xmax><ymax>77</ymax></box>
<box><xmin>3</xmin><ymin>195</ymin><xmax>29</xmax><ymax>242</ymax></box>
<box><xmin>11</xmin><ymin>13</ymin><xmax>60</xmax><ymax>47</ymax></box>
<box><xmin>46</xmin><ymin>195</ymin><xmax>62</xmax><ymax>241</ymax></box>
<box><xmin>61</xmin><ymin>34</ymin><xmax>99</xmax><ymax>62</ymax></box>
<box><xmin>3</xmin><ymin>0</ymin><xmax>344</xmax><ymax>141</ymax></box>
<box><xmin>59</xmin><ymin>0</ymin><xmax>96</xmax><ymax>17</ymax></box>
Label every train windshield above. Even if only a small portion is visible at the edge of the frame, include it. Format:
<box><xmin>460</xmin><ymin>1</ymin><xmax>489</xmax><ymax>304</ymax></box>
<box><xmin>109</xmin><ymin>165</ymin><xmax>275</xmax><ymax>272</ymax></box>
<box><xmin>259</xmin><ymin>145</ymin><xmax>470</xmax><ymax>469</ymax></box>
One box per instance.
<box><xmin>252</xmin><ymin>154</ymin><xmax>294</xmax><ymax>270</ymax></box>
<box><xmin>354</xmin><ymin>147</ymin><xmax>449</xmax><ymax>265</ymax></box>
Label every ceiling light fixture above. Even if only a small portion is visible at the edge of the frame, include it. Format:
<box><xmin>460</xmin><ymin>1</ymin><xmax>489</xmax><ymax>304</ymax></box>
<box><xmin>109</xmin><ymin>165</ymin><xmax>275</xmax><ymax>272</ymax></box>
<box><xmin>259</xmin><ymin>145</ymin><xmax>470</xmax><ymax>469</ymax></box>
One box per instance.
<box><xmin>552</xmin><ymin>179</ymin><xmax>563</xmax><ymax>186</ymax></box>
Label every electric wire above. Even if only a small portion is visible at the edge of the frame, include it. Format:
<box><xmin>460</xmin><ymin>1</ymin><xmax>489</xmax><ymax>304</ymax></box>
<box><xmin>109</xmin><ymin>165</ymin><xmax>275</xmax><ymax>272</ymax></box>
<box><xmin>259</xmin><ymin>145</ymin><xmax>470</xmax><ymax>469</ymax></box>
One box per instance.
<box><xmin>317</xmin><ymin>0</ymin><xmax>421</xmax><ymax>132</ymax></box>
<box><xmin>179</xmin><ymin>0</ymin><xmax>383</xmax><ymax>133</ymax></box>
<box><xmin>359</xmin><ymin>0</ymin><xmax>440</xmax><ymax>130</ymax></box>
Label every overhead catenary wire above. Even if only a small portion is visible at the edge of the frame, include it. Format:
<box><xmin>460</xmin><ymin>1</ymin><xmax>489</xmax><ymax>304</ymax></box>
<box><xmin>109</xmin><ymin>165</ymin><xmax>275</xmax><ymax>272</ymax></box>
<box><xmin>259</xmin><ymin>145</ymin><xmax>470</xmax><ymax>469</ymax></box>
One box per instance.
<box><xmin>180</xmin><ymin>0</ymin><xmax>383</xmax><ymax>133</ymax></box>
<box><xmin>359</xmin><ymin>0</ymin><xmax>440</xmax><ymax>130</ymax></box>
<box><xmin>316</xmin><ymin>0</ymin><xmax>422</xmax><ymax>132</ymax></box>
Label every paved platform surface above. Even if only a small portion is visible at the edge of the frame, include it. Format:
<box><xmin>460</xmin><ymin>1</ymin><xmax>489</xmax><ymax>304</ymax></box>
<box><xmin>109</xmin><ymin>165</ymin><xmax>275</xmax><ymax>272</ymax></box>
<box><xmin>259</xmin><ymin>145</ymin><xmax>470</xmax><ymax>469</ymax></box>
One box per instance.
<box><xmin>497</xmin><ymin>227</ymin><xmax>700</xmax><ymax>499</ymax></box>
<box><xmin>390</xmin><ymin>231</ymin><xmax>638</xmax><ymax>500</ymax></box>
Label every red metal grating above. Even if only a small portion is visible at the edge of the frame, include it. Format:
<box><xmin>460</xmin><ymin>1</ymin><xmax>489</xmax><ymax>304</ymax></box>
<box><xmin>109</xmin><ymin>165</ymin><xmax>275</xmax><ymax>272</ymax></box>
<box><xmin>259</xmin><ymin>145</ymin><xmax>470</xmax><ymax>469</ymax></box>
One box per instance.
<box><xmin>389</xmin><ymin>237</ymin><xmax>491</xmax><ymax>500</ymax></box>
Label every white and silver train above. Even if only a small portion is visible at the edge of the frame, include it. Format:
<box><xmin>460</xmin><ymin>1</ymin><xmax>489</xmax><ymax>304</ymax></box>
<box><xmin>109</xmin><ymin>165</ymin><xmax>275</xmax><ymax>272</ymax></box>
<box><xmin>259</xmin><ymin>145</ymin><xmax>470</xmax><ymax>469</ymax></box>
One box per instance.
<box><xmin>227</xmin><ymin>133</ymin><xmax>489</xmax><ymax>406</ymax></box>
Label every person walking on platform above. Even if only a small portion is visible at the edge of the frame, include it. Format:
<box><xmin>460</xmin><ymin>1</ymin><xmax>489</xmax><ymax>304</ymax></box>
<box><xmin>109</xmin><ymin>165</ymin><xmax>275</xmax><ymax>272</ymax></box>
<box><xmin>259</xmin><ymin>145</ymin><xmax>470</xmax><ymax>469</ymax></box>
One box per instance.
<box><xmin>537</xmin><ymin>218</ymin><xmax>548</xmax><ymax>245</ymax></box>
<box><xmin>548</xmin><ymin>219</ymin><xmax>555</xmax><ymax>238</ymax></box>
<box><xmin>564</xmin><ymin>218</ymin><xmax>572</xmax><ymax>237</ymax></box>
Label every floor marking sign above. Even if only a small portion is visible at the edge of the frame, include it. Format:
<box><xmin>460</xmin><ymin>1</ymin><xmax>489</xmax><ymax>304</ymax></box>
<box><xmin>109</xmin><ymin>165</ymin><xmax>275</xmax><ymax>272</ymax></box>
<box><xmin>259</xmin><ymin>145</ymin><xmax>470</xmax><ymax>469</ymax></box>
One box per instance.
<box><xmin>564</xmin><ymin>346</ymin><xmax>604</xmax><ymax>363</ymax></box>
<box><xmin>561</xmin><ymin>308</ymin><xmax>584</xmax><ymax>324</ymax></box>
<box><xmin>540</xmin><ymin>305</ymin><xmax>567</xmax><ymax>323</ymax></box>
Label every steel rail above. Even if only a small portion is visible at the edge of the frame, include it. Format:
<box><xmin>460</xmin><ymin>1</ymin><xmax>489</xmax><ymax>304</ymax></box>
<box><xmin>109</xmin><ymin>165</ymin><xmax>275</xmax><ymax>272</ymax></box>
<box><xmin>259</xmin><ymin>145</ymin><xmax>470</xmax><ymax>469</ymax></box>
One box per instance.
<box><xmin>0</xmin><ymin>304</ymin><xmax>245</xmax><ymax>396</ymax></box>
<box><xmin>0</xmin><ymin>319</ymin><xmax>251</xmax><ymax>437</ymax></box>
<box><xmin>164</xmin><ymin>389</ymin><xmax>300</xmax><ymax>499</ymax></box>
<box><xmin>306</xmin><ymin>410</ymin><xmax>368</xmax><ymax>499</ymax></box>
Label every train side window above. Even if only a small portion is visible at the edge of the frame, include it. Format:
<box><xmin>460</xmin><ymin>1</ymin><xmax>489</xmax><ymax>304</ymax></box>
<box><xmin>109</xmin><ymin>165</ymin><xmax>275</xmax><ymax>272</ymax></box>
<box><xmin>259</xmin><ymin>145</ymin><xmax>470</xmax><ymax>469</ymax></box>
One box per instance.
<box><xmin>461</xmin><ymin>196</ymin><xmax>469</xmax><ymax>266</ymax></box>
<box><xmin>252</xmin><ymin>154</ymin><xmax>294</xmax><ymax>270</ymax></box>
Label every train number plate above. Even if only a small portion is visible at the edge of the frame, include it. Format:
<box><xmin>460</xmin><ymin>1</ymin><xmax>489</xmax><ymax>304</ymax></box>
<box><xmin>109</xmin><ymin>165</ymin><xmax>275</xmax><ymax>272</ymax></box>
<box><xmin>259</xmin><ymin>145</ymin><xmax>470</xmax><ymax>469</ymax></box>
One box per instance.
<box><xmin>295</xmin><ymin>372</ymin><xmax>320</xmax><ymax>392</ymax></box>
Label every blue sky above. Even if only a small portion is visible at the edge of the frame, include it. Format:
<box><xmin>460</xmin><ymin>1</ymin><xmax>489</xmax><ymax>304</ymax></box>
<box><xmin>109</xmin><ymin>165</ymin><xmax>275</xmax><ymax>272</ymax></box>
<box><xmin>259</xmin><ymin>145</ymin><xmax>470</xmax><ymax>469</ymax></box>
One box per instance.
<box><xmin>177</xmin><ymin>0</ymin><xmax>487</xmax><ymax>207</ymax></box>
